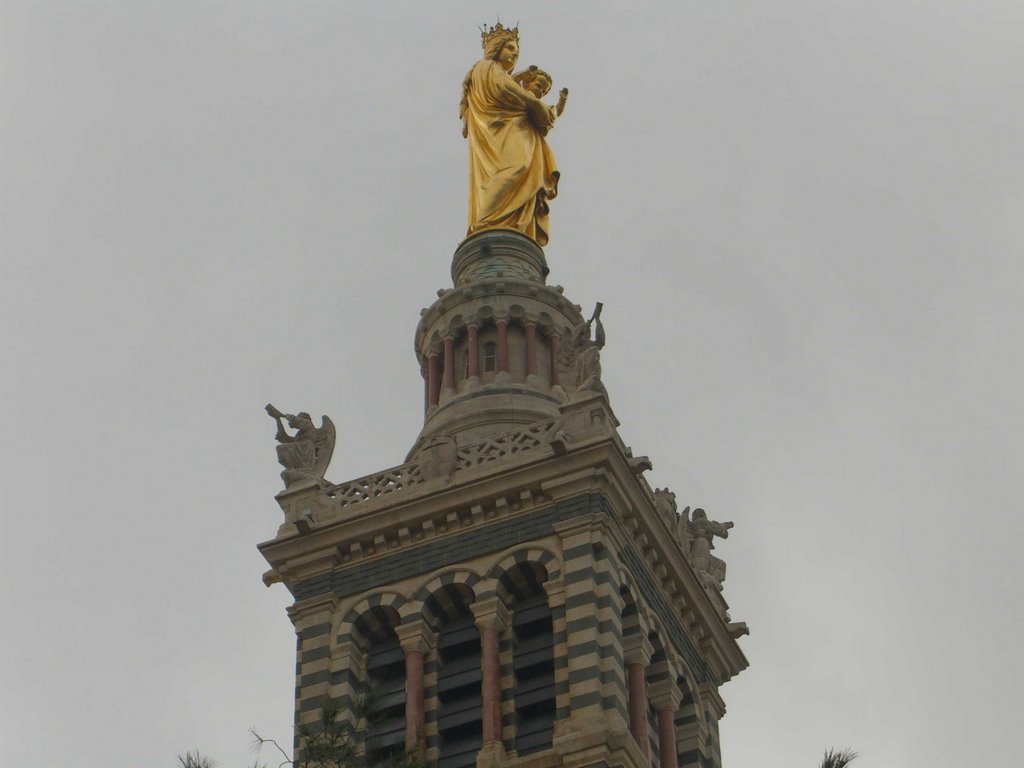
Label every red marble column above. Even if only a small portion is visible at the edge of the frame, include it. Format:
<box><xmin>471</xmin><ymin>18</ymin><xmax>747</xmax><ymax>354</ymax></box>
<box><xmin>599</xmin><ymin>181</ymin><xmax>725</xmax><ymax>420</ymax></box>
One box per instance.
<box><xmin>649</xmin><ymin>678</ymin><xmax>682</xmax><ymax>768</ymax></box>
<box><xmin>550</xmin><ymin>334</ymin><xmax>561</xmax><ymax>387</ymax></box>
<box><xmin>467</xmin><ymin>324</ymin><xmax>479</xmax><ymax>378</ymax></box>
<box><xmin>628</xmin><ymin>662</ymin><xmax>650</xmax><ymax>761</ymax></box>
<box><xmin>496</xmin><ymin>319</ymin><xmax>509</xmax><ymax>374</ymax></box>
<box><xmin>397</xmin><ymin>622</ymin><xmax>433</xmax><ymax>752</ymax></box>
<box><xmin>525</xmin><ymin>322</ymin><xmax>538</xmax><ymax>377</ymax></box>
<box><xmin>480</xmin><ymin>624</ymin><xmax>502</xmax><ymax>743</ymax></box>
<box><xmin>404</xmin><ymin>647</ymin><xmax>425</xmax><ymax>750</ymax></box>
<box><xmin>472</xmin><ymin>598</ymin><xmax>508</xmax><ymax>750</ymax></box>
<box><xmin>443</xmin><ymin>336</ymin><xmax>455</xmax><ymax>393</ymax></box>
<box><xmin>427</xmin><ymin>353</ymin><xmax>440</xmax><ymax>408</ymax></box>
<box><xmin>657</xmin><ymin>707</ymin><xmax>678</xmax><ymax>768</ymax></box>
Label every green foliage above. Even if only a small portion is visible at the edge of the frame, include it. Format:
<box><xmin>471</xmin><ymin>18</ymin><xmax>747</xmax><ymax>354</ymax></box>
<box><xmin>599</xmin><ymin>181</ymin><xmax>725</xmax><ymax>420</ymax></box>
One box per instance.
<box><xmin>293</xmin><ymin>698</ymin><xmax>359</xmax><ymax>768</ymax></box>
<box><xmin>178</xmin><ymin>690</ymin><xmax>430</xmax><ymax>768</ymax></box>
<box><xmin>177</xmin><ymin>750</ymin><xmax>217</xmax><ymax>768</ymax></box>
<box><xmin>250</xmin><ymin>691</ymin><xmax>430</xmax><ymax>768</ymax></box>
<box><xmin>820</xmin><ymin>748</ymin><xmax>859</xmax><ymax>768</ymax></box>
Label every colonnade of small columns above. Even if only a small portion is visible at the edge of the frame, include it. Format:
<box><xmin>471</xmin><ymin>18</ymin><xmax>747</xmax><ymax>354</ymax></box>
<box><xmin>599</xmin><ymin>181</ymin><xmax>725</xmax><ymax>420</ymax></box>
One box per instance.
<box><xmin>345</xmin><ymin>619</ymin><xmax>692</xmax><ymax>768</ymax></box>
<box><xmin>423</xmin><ymin>318</ymin><xmax>562</xmax><ymax>412</ymax></box>
<box><xmin>346</xmin><ymin>592</ymin><xmax>549</xmax><ymax>757</ymax></box>
<box><xmin>624</xmin><ymin>632</ymin><xmax>685</xmax><ymax>768</ymax></box>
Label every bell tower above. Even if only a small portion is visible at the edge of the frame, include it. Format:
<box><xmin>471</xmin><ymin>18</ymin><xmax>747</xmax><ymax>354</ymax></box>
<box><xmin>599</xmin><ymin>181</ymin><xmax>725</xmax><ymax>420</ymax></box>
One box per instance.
<box><xmin>259</xmin><ymin>23</ymin><xmax>747</xmax><ymax>768</ymax></box>
<box><xmin>259</xmin><ymin>228</ymin><xmax>748</xmax><ymax>768</ymax></box>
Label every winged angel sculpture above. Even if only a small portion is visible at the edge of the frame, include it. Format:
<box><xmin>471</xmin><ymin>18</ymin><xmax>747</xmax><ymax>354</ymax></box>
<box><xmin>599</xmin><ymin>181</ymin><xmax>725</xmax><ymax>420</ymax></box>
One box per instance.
<box><xmin>266</xmin><ymin>404</ymin><xmax>335</xmax><ymax>490</ymax></box>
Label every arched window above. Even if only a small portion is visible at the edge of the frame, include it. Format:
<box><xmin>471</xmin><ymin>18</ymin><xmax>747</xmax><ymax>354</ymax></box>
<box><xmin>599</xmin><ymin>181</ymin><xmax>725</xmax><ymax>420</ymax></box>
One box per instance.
<box><xmin>356</xmin><ymin>609</ymin><xmax>406</xmax><ymax>768</ymax></box>
<box><xmin>503</xmin><ymin>562</ymin><xmax>555</xmax><ymax>755</ymax></box>
<box><xmin>512</xmin><ymin>592</ymin><xmax>555</xmax><ymax>754</ymax></box>
<box><xmin>429</xmin><ymin>587</ymin><xmax>482</xmax><ymax>768</ymax></box>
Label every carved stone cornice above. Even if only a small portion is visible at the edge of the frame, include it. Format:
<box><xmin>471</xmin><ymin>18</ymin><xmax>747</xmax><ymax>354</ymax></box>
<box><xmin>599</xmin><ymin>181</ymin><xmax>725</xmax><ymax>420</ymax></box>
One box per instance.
<box><xmin>261</xmin><ymin>399</ymin><xmax>748</xmax><ymax>685</ymax></box>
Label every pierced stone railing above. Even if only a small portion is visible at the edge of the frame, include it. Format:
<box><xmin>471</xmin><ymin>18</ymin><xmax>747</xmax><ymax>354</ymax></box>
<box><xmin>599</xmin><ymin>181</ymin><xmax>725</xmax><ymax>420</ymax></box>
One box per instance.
<box><xmin>322</xmin><ymin>418</ymin><xmax>556</xmax><ymax>511</ymax></box>
<box><xmin>455</xmin><ymin>418</ymin><xmax>554</xmax><ymax>471</ymax></box>
<box><xmin>324</xmin><ymin>464</ymin><xmax>425</xmax><ymax>506</ymax></box>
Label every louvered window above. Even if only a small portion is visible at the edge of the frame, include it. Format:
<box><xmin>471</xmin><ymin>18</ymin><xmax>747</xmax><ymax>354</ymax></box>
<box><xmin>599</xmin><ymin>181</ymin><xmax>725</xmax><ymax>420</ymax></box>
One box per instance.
<box><xmin>512</xmin><ymin>593</ymin><xmax>555</xmax><ymax>755</ymax></box>
<box><xmin>364</xmin><ymin>635</ymin><xmax>406</xmax><ymax>768</ymax></box>
<box><xmin>437</xmin><ymin>615</ymin><xmax>483</xmax><ymax>768</ymax></box>
<box><xmin>483</xmin><ymin>342</ymin><xmax>497</xmax><ymax>372</ymax></box>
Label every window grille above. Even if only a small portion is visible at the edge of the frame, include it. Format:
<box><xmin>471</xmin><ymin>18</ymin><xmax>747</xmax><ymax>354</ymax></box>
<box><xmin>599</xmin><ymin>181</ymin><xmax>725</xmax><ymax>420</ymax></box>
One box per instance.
<box><xmin>437</xmin><ymin>615</ymin><xmax>483</xmax><ymax>768</ymax></box>
<box><xmin>512</xmin><ymin>593</ymin><xmax>555</xmax><ymax>755</ymax></box>
<box><xmin>364</xmin><ymin>634</ymin><xmax>406</xmax><ymax>768</ymax></box>
<box><xmin>483</xmin><ymin>342</ymin><xmax>497</xmax><ymax>373</ymax></box>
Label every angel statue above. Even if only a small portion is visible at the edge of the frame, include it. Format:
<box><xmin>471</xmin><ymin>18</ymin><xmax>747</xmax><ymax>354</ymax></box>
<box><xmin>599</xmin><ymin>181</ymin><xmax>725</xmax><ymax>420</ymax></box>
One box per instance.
<box><xmin>266</xmin><ymin>404</ymin><xmax>335</xmax><ymax>489</ymax></box>
<box><xmin>558</xmin><ymin>302</ymin><xmax>606</xmax><ymax>395</ymax></box>
<box><xmin>689</xmin><ymin>509</ymin><xmax>734</xmax><ymax>591</ymax></box>
<box><xmin>460</xmin><ymin>23</ymin><xmax>567</xmax><ymax>246</ymax></box>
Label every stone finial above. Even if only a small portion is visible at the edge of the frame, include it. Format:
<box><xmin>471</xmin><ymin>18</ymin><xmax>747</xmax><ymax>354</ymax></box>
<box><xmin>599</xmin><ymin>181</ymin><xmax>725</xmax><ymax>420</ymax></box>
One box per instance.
<box><xmin>266</xmin><ymin>403</ymin><xmax>336</xmax><ymax>490</ymax></box>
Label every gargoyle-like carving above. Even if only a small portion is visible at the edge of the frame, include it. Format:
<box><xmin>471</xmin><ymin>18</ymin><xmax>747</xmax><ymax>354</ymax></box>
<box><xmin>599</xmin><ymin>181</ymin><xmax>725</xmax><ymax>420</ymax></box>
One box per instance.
<box><xmin>558</xmin><ymin>302</ymin><xmax>605</xmax><ymax>395</ymax></box>
<box><xmin>654</xmin><ymin>488</ymin><xmax>679</xmax><ymax>537</ymax></box>
<box><xmin>266</xmin><ymin>404</ymin><xmax>335</xmax><ymax>490</ymax></box>
<box><xmin>626</xmin><ymin>447</ymin><xmax>652</xmax><ymax>475</ymax></box>
<box><xmin>728</xmin><ymin>621</ymin><xmax>750</xmax><ymax>639</ymax></box>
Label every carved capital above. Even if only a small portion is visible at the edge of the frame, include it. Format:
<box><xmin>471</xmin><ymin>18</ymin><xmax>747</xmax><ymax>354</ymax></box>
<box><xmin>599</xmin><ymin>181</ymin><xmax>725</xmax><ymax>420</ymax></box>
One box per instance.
<box><xmin>395</xmin><ymin>618</ymin><xmax>437</xmax><ymax>655</ymax></box>
<box><xmin>543</xmin><ymin>577</ymin><xmax>567</xmax><ymax>609</ymax></box>
<box><xmin>648</xmin><ymin>678</ymin><xmax>682</xmax><ymax>712</ymax></box>
<box><xmin>698</xmin><ymin>682</ymin><xmax>727</xmax><ymax>721</ymax></box>
<box><xmin>623</xmin><ymin>632</ymin><xmax>654</xmax><ymax>666</ymax></box>
<box><xmin>471</xmin><ymin>595</ymin><xmax>510</xmax><ymax>632</ymax></box>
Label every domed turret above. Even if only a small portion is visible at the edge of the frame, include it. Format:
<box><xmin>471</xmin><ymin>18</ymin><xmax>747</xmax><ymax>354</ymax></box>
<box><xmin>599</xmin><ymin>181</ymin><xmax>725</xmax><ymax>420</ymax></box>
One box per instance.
<box><xmin>411</xmin><ymin>229</ymin><xmax>585</xmax><ymax>453</ymax></box>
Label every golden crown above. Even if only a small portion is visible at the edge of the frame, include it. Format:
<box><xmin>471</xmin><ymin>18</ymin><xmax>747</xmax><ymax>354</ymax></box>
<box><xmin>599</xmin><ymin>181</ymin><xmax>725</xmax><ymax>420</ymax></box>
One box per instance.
<box><xmin>480</xmin><ymin>22</ymin><xmax>519</xmax><ymax>49</ymax></box>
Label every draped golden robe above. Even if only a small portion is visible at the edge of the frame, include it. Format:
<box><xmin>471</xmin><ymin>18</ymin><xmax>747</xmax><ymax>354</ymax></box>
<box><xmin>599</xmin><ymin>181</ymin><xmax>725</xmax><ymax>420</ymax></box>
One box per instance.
<box><xmin>462</xmin><ymin>59</ymin><xmax>560</xmax><ymax>246</ymax></box>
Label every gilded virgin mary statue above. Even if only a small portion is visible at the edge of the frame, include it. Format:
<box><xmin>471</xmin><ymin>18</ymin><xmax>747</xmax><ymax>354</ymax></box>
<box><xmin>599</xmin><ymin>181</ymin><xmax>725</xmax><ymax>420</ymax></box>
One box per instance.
<box><xmin>460</xmin><ymin>24</ymin><xmax>567</xmax><ymax>247</ymax></box>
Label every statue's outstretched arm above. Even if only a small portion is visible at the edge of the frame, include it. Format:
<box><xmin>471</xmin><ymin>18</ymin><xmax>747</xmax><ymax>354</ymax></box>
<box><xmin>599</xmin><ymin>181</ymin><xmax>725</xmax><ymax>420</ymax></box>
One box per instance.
<box><xmin>266</xmin><ymin>403</ymin><xmax>289</xmax><ymax>442</ymax></box>
<box><xmin>710</xmin><ymin>521</ymin><xmax>733</xmax><ymax>538</ymax></box>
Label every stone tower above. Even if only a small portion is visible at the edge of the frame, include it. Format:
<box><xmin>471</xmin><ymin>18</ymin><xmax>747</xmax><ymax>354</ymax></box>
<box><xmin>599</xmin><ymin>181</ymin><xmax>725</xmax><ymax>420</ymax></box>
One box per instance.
<box><xmin>259</xmin><ymin>229</ymin><xmax>749</xmax><ymax>768</ymax></box>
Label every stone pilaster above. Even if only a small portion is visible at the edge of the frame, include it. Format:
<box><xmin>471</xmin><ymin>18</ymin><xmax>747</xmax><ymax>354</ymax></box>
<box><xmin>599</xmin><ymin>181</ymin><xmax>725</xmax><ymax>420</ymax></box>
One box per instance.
<box><xmin>699</xmin><ymin>684</ymin><xmax>726</xmax><ymax>768</ymax></box>
<box><xmin>552</xmin><ymin>513</ymin><xmax>627</xmax><ymax>738</ymax></box>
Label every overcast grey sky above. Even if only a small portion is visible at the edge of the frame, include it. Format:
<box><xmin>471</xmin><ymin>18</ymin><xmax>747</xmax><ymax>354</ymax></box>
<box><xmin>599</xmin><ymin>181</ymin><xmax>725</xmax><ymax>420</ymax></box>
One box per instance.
<box><xmin>2</xmin><ymin>2</ymin><xmax>1022</xmax><ymax>767</ymax></box>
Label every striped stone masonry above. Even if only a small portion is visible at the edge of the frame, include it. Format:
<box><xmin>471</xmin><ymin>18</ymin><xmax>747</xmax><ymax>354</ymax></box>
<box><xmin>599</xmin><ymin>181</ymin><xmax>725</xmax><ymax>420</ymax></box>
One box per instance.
<box><xmin>262</xmin><ymin>390</ymin><xmax>746</xmax><ymax>768</ymax></box>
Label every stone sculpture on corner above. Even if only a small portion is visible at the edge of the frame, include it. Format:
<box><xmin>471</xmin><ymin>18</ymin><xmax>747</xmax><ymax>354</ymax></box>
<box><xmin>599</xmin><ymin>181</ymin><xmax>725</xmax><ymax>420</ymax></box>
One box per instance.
<box><xmin>558</xmin><ymin>302</ymin><xmax>606</xmax><ymax>396</ymax></box>
<box><xmin>662</xmin><ymin>496</ymin><xmax>735</xmax><ymax>592</ymax></box>
<box><xmin>688</xmin><ymin>508</ymin><xmax>734</xmax><ymax>592</ymax></box>
<box><xmin>266</xmin><ymin>404</ymin><xmax>336</xmax><ymax>490</ymax></box>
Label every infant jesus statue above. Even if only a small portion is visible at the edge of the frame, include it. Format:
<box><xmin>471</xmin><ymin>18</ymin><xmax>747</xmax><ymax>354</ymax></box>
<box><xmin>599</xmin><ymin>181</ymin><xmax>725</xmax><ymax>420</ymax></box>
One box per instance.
<box><xmin>514</xmin><ymin>65</ymin><xmax>568</xmax><ymax>135</ymax></box>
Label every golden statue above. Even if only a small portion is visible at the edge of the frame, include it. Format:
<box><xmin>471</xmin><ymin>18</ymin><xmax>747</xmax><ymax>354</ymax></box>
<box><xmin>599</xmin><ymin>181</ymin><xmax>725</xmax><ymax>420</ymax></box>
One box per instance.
<box><xmin>460</xmin><ymin>24</ymin><xmax>568</xmax><ymax>246</ymax></box>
